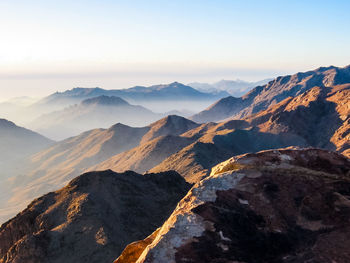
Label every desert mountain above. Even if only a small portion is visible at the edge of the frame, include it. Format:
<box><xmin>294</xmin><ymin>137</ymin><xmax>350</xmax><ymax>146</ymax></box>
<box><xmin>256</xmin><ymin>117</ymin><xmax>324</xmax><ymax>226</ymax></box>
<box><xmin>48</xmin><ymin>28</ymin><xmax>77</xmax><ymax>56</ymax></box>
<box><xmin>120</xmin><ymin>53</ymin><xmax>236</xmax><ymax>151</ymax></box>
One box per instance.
<box><xmin>117</xmin><ymin>148</ymin><xmax>350</xmax><ymax>263</ymax></box>
<box><xmin>0</xmin><ymin>115</ymin><xmax>197</xmax><ymax>223</ymax></box>
<box><xmin>91</xmin><ymin>115</ymin><xmax>199</xmax><ymax>174</ymax></box>
<box><xmin>0</xmin><ymin>119</ymin><xmax>53</xmax><ymax>176</ymax></box>
<box><xmin>92</xmin><ymin>135</ymin><xmax>194</xmax><ymax>174</ymax></box>
<box><xmin>191</xmin><ymin>65</ymin><xmax>350</xmax><ymax>123</ymax></box>
<box><xmin>150</xmin><ymin>84</ymin><xmax>349</xmax><ymax>182</ymax></box>
<box><xmin>28</xmin><ymin>95</ymin><xmax>161</xmax><ymax>140</ymax></box>
<box><xmin>244</xmin><ymin>84</ymin><xmax>350</xmax><ymax>157</ymax></box>
<box><xmin>0</xmin><ymin>170</ymin><xmax>191</xmax><ymax>263</ymax></box>
<box><xmin>189</xmin><ymin>78</ymin><xmax>272</xmax><ymax>97</ymax></box>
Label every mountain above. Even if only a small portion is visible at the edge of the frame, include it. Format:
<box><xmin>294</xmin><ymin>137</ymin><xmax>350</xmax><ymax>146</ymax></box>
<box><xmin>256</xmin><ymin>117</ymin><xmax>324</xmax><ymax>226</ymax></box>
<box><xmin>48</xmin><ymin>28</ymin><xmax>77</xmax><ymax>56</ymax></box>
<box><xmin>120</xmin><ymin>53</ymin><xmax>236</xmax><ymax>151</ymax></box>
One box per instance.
<box><xmin>91</xmin><ymin>135</ymin><xmax>194</xmax><ymax>174</ymax></box>
<box><xmin>116</xmin><ymin>148</ymin><xmax>350</xmax><ymax>263</ymax></box>
<box><xmin>189</xmin><ymin>78</ymin><xmax>272</xmax><ymax>97</ymax></box>
<box><xmin>244</xmin><ymin>84</ymin><xmax>350</xmax><ymax>157</ymax></box>
<box><xmin>28</xmin><ymin>95</ymin><xmax>161</xmax><ymax>140</ymax></box>
<box><xmin>36</xmin><ymin>82</ymin><xmax>226</xmax><ymax>108</ymax></box>
<box><xmin>0</xmin><ymin>119</ymin><xmax>53</xmax><ymax>174</ymax></box>
<box><xmin>90</xmin><ymin>115</ymin><xmax>199</xmax><ymax>174</ymax></box>
<box><xmin>150</xmin><ymin>83</ymin><xmax>349</xmax><ymax>182</ymax></box>
<box><xmin>191</xmin><ymin>65</ymin><xmax>350</xmax><ymax>123</ymax></box>
<box><xmin>0</xmin><ymin>115</ymin><xmax>198</xmax><ymax>223</ymax></box>
<box><xmin>0</xmin><ymin>170</ymin><xmax>191</xmax><ymax>263</ymax></box>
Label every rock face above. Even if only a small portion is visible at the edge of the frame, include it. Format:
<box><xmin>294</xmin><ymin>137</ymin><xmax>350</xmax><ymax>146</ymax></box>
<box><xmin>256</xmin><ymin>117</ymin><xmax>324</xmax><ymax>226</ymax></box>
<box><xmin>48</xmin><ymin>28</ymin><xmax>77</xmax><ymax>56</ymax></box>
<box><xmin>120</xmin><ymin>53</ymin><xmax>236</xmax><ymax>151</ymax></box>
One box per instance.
<box><xmin>117</xmin><ymin>148</ymin><xmax>350</xmax><ymax>263</ymax></box>
<box><xmin>244</xmin><ymin>84</ymin><xmax>350</xmax><ymax>157</ymax></box>
<box><xmin>191</xmin><ymin>65</ymin><xmax>350</xmax><ymax>123</ymax></box>
<box><xmin>0</xmin><ymin>170</ymin><xmax>191</xmax><ymax>263</ymax></box>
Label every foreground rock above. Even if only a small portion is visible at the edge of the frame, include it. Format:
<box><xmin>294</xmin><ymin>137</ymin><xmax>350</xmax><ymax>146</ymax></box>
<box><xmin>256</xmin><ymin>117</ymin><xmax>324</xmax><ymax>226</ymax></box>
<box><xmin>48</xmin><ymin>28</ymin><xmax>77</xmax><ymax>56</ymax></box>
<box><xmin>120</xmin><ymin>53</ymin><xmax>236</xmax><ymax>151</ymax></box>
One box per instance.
<box><xmin>117</xmin><ymin>148</ymin><xmax>350</xmax><ymax>263</ymax></box>
<box><xmin>0</xmin><ymin>170</ymin><xmax>191</xmax><ymax>263</ymax></box>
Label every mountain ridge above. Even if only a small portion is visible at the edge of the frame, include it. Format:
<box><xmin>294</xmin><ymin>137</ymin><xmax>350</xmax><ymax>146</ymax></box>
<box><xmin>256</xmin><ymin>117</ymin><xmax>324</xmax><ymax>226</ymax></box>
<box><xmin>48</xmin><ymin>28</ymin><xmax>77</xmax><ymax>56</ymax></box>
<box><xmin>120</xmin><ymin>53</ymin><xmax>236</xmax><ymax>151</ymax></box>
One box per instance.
<box><xmin>191</xmin><ymin>65</ymin><xmax>350</xmax><ymax>123</ymax></box>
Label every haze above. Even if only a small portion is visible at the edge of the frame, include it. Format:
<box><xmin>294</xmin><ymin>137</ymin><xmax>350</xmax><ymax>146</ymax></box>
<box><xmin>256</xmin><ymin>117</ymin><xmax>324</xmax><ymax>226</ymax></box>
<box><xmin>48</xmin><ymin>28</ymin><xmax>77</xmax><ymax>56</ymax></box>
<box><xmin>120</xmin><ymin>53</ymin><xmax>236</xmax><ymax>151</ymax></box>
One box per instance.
<box><xmin>1</xmin><ymin>0</ymin><xmax>350</xmax><ymax>100</ymax></box>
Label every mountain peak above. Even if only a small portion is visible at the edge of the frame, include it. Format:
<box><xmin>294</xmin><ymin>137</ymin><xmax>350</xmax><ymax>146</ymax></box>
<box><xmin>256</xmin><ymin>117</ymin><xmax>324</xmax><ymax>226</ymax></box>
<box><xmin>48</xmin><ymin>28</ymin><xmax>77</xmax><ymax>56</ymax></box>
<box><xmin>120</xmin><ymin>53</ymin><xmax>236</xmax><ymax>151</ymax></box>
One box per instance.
<box><xmin>81</xmin><ymin>95</ymin><xmax>129</xmax><ymax>106</ymax></box>
<box><xmin>138</xmin><ymin>115</ymin><xmax>199</xmax><ymax>144</ymax></box>
<box><xmin>0</xmin><ymin>118</ymin><xmax>16</xmax><ymax>129</ymax></box>
<box><xmin>0</xmin><ymin>169</ymin><xmax>191</xmax><ymax>263</ymax></box>
<box><xmin>150</xmin><ymin>115</ymin><xmax>198</xmax><ymax>129</ymax></box>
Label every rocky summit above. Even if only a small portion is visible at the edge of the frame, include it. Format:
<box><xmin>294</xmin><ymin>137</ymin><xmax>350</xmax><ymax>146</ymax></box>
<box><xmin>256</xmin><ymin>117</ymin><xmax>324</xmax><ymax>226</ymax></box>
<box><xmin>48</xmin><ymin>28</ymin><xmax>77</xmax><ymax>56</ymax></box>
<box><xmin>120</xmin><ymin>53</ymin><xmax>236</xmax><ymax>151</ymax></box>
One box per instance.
<box><xmin>116</xmin><ymin>148</ymin><xmax>350</xmax><ymax>263</ymax></box>
<box><xmin>0</xmin><ymin>170</ymin><xmax>191</xmax><ymax>263</ymax></box>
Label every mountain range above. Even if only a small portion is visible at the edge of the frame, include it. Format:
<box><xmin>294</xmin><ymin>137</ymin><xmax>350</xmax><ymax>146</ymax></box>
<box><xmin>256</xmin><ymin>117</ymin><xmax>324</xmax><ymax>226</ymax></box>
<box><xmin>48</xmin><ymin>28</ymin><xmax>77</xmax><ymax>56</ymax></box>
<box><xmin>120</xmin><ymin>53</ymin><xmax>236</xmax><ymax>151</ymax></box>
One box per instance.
<box><xmin>28</xmin><ymin>95</ymin><xmax>162</xmax><ymax>140</ymax></box>
<box><xmin>2</xmin><ymin>78</ymin><xmax>348</xmax><ymax>223</ymax></box>
<box><xmin>191</xmin><ymin>65</ymin><xmax>350</xmax><ymax>123</ymax></box>
<box><xmin>0</xmin><ymin>64</ymin><xmax>350</xmax><ymax>262</ymax></box>
<box><xmin>188</xmin><ymin>78</ymin><xmax>272</xmax><ymax>97</ymax></box>
<box><xmin>1</xmin><ymin>148</ymin><xmax>349</xmax><ymax>263</ymax></box>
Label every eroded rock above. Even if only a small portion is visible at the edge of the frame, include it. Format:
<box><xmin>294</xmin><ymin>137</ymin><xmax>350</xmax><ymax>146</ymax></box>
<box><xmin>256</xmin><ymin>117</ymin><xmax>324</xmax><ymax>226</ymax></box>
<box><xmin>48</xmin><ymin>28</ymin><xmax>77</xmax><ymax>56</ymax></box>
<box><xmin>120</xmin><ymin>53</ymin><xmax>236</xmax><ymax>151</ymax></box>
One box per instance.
<box><xmin>117</xmin><ymin>148</ymin><xmax>350</xmax><ymax>263</ymax></box>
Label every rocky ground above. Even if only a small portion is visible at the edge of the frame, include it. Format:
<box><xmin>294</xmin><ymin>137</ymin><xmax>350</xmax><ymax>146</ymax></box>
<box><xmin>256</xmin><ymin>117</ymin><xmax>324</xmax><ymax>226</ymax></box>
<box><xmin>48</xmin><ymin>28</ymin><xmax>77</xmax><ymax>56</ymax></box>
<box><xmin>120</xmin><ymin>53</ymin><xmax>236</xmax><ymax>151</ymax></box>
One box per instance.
<box><xmin>116</xmin><ymin>148</ymin><xmax>350</xmax><ymax>263</ymax></box>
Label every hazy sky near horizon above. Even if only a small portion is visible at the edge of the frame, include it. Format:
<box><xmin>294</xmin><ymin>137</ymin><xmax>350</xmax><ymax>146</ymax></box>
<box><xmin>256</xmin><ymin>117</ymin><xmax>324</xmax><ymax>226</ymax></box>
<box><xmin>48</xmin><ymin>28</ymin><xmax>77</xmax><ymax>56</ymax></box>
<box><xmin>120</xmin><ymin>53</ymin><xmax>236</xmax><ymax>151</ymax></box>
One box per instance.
<box><xmin>1</xmin><ymin>0</ymin><xmax>349</xmax><ymax>100</ymax></box>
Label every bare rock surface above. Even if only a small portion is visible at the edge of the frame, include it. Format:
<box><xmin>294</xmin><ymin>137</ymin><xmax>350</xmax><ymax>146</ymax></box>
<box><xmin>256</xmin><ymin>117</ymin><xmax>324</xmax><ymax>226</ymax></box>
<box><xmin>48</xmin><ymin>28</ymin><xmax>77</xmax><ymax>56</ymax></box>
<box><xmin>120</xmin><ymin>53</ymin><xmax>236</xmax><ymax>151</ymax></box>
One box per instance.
<box><xmin>0</xmin><ymin>170</ymin><xmax>191</xmax><ymax>263</ymax></box>
<box><xmin>117</xmin><ymin>148</ymin><xmax>350</xmax><ymax>263</ymax></box>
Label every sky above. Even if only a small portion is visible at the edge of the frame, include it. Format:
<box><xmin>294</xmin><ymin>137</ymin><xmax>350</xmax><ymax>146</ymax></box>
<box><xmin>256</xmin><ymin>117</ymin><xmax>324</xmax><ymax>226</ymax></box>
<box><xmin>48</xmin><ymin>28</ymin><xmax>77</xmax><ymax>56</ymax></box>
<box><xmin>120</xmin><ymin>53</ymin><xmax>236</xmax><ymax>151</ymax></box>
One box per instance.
<box><xmin>0</xmin><ymin>0</ymin><xmax>350</xmax><ymax>100</ymax></box>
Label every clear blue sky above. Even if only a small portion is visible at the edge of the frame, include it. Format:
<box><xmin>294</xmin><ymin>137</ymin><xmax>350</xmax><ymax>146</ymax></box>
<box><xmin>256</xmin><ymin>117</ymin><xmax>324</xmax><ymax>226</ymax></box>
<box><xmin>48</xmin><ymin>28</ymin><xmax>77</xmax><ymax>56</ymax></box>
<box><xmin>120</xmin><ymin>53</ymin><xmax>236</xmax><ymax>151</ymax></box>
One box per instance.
<box><xmin>0</xmin><ymin>0</ymin><xmax>349</xmax><ymax>99</ymax></box>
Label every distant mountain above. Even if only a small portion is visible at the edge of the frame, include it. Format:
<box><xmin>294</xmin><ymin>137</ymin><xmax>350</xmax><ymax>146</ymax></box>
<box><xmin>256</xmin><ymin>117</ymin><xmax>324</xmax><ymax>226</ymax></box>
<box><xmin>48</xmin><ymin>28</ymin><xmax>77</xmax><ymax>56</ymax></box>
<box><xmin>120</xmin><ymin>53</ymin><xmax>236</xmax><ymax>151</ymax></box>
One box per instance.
<box><xmin>37</xmin><ymin>82</ymin><xmax>227</xmax><ymax>107</ymax></box>
<box><xmin>188</xmin><ymin>78</ymin><xmax>272</xmax><ymax>97</ymax></box>
<box><xmin>119</xmin><ymin>148</ymin><xmax>350</xmax><ymax>263</ymax></box>
<box><xmin>0</xmin><ymin>115</ymin><xmax>198</xmax><ymax>223</ymax></box>
<box><xmin>0</xmin><ymin>119</ymin><xmax>53</xmax><ymax>175</ymax></box>
<box><xmin>28</xmin><ymin>95</ymin><xmax>161</xmax><ymax>140</ymax></box>
<box><xmin>0</xmin><ymin>170</ymin><xmax>191</xmax><ymax>263</ymax></box>
<box><xmin>191</xmin><ymin>65</ymin><xmax>350</xmax><ymax>123</ymax></box>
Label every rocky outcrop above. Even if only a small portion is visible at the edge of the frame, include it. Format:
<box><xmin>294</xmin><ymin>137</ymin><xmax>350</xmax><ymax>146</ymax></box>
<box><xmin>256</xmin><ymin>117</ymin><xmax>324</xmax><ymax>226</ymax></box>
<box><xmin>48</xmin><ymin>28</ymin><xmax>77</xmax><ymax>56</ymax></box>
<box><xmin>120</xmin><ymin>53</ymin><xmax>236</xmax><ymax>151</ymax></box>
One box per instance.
<box><xmin>0</xmin><ymin>170</ymin><xmax>191</xmax><ymax>263</ymax></box>
<box><xmin>117</xmin><ymin>148</ymin><xmax>350</xmax><ymax>263</ymax></box>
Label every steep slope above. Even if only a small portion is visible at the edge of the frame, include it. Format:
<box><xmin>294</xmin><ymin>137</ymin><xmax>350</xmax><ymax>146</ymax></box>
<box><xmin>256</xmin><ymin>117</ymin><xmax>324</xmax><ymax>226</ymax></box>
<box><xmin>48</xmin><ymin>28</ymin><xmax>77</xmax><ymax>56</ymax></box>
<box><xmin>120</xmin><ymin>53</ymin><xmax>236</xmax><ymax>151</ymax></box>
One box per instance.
<box><xmin>117</xmin><ymin>148</ymin><xmax>350</xmax><ymax>263</ymax></box>
<box><xmin>92</xmin><ymin>135</ymin><xmax>194</xmax><ymax>174</ymax></box>
<box><xmin>191</xmin><ymin>65</ymin><xmax>350</xmax><ymax>123</ymax></box>
<box><xmin>139</xmin><ymin>115</ymin><xmax>199</xmax><ymax>144</ymax></box>
<box><xmin>91</xmin><ymin>116</ymin><xmax>199</xmax><ymax>174</ymax></box>
<box><xmin>0</xmin><ymin>170</ymin><xmax>191</xmax><ymax>263</ymax></box>
<box><xmin>29</xmin><ymin>95</ymin><xmax>161</xmax><ymax>140</ymax></box>
<box><xmin>0</xmin><ymin>119</ymin><xmax>53</xmax><ymax>176</ymax></box>
<box><xmin>0</xmin><ymin>123</ymin><xmax>149</xmax><ymax>223</ymax></box>
<box><xmin>244</xmin><ymin>84</ymin><xmax>350</xmax><ymax>157</ymax></box>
